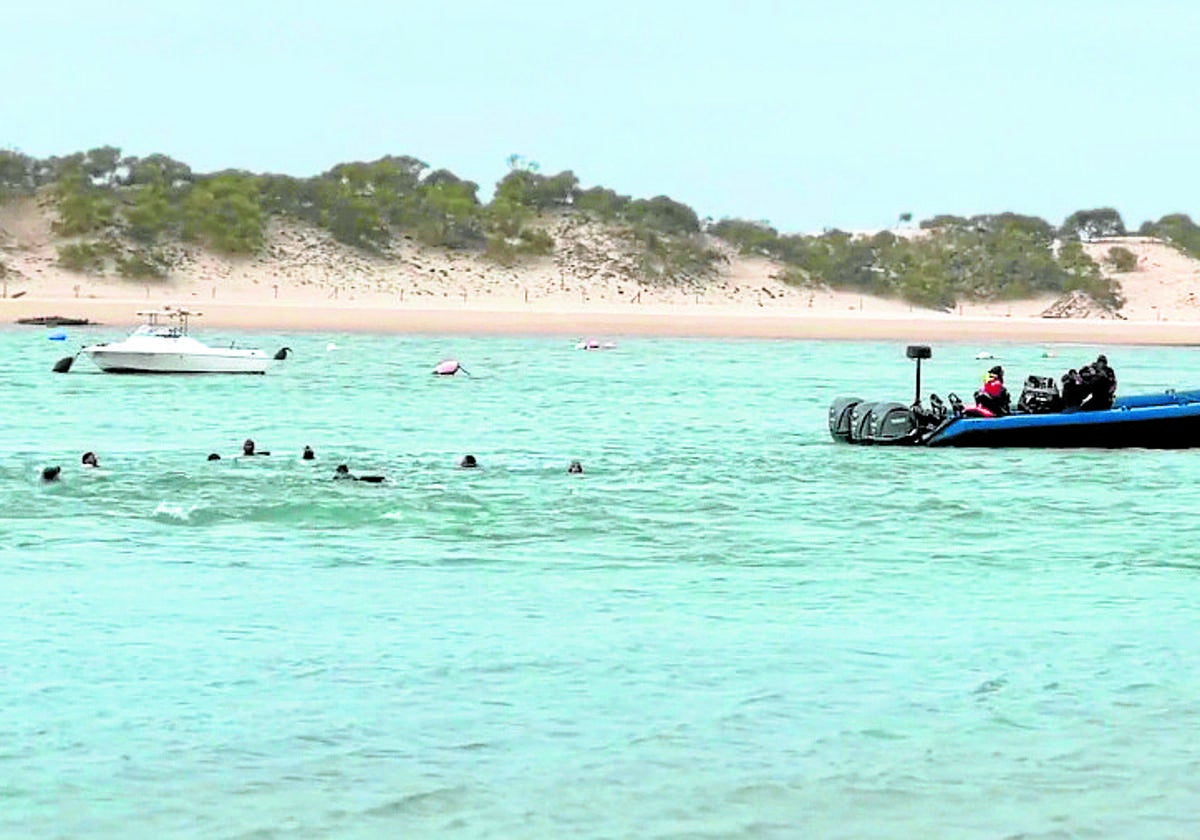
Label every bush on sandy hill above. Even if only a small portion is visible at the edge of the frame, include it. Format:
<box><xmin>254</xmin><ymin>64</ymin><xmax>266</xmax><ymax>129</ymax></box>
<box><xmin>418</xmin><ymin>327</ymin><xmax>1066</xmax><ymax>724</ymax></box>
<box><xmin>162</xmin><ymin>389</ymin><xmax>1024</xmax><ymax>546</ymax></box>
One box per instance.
<box><xmin>1139</xmin><ymin>214</ymin><xmax>1200</xmax><ymax>261</ymax></box>
<box><xmin>715</xmin><ymin>211</ymin><xmax>1123</xmax><ymax>311</ymax></box>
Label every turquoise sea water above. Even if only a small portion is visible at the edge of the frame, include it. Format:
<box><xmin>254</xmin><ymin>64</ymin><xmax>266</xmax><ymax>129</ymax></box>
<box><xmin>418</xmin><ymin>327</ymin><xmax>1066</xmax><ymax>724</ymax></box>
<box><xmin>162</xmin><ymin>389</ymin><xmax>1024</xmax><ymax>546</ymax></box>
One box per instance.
<box><xmin>5</xmin><ymin>324</ymin><xmax>1200</xmax><ymax>838</ymax></box>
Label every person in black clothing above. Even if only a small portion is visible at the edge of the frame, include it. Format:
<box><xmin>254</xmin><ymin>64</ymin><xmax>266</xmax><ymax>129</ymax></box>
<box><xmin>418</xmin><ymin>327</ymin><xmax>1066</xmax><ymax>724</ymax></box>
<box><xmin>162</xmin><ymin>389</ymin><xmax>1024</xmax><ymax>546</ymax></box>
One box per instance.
<box><xmin>974</xmin><ymin>365</ymin><xmax>1011</xmax><ymax>416</ymax></box>
<box><xmin>1062</xmin><ymin>354</ymin><xmax>1117</xmax><ymax>410</ymax></box>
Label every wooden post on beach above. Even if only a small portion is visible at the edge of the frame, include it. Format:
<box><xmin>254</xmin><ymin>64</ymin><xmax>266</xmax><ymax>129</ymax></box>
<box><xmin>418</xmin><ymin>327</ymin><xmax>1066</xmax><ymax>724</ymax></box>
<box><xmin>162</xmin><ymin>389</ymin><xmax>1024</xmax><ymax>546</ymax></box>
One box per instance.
<box><xmin>524</xmin><ymin>288</ymin><xmax>528</xmax><ymax>303</ymax></box>
<box><xmin>273</xmin><ymin>284</ymin><xmax>278</xmax><ymax>299</ymax></box>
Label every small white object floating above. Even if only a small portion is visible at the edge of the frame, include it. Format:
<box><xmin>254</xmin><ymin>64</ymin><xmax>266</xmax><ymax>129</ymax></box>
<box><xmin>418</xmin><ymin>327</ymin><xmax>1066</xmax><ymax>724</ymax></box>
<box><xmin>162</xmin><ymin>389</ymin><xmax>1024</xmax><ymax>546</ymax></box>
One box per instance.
<box><xmin>575</xmin><ymin>339</ymin><xmax>617</xmax><ymax>350</ymax></box>
<box><xmin>974</xmin><ymin>351</ymin><xmax>996</xmax><ymax>360</ymax></box>
<box><xmin>433</xmin><ymin>358</ymin><xmax>467</xmax><ymax>375</ymax></box>
<box><xmin>326</xmin><ymin>342</ymin><xmax>339</xmax><ymax>352</ymax></box>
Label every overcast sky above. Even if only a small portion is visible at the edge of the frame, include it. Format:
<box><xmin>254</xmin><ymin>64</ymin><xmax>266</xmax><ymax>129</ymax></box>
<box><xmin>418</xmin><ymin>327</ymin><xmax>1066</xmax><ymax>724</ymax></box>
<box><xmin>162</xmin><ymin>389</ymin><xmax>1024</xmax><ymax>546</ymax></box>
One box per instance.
<box><xmin>3</xmin><ymin>0</ymin><xmax>1198</xmax><ymax>233</ymax></box>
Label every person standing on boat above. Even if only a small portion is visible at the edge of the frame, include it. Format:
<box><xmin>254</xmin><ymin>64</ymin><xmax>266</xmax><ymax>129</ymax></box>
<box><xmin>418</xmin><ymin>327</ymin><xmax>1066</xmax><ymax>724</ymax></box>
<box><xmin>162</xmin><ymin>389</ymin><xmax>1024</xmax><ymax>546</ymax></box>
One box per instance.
<box><xmin>1087</xmin><ymin>354</ymin><xmax>1117</xmax><ymax>409</ymax></box>
<box><xmin>974</xmin><ymin>365</ymin><xmax>1011</xmax><ymax>416</ymax></box>
<box><xmin>1062</xmin><ymin>355</ymin><xmax>1116</xmax><ymax>410</ymax></box>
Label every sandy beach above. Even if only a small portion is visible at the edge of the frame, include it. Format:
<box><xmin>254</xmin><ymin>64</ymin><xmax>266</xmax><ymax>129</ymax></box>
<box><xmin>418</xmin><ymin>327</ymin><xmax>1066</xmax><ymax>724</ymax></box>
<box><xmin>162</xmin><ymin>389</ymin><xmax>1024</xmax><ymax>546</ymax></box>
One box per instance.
<box><xmin>5</xmin><ymin>295</ymin><xmax>1200</xmax><ymax>345</ymax></box>
<box><xmin>4</xmin><ymin>199</ymin><xmax>1200</xmax><ymax>344</ymax></box>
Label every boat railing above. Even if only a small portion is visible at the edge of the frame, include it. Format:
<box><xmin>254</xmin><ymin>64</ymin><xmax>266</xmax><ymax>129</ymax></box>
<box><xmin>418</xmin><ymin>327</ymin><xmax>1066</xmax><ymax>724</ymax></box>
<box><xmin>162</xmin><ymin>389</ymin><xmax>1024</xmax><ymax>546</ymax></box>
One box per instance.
<box><xmin>134</xmin><ymin>306</ymin><xmax>201</xmax><ymax>337</ymax></box>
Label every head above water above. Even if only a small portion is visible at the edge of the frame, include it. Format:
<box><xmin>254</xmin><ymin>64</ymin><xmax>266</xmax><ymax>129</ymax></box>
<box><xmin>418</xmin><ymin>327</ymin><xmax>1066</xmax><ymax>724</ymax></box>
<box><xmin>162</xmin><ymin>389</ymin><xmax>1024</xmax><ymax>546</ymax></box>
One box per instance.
<box><xmin>302</xmin><ymin>446</ymin><xmax>315</xmax><ymax>460</ymax></box>
<box><xmin>568</xmin><ymin>460</ymin><xmax>583</xmax><ymax>474</ymax></box>
<box><xmin>41</xmin><ymin>465</ymin><xmax>61</xmax><ymax>482</ymax></box>
<box><xmin>242</xmin><ymin>439</ymin><xmax>255</xmax><ymax>455</ymax></box>
<box><xmin>81</xmin><ymin>451</ymin><xmax>98</xmax><ymax>467</ymax></box>
<box><xmin>207</xmin><ymin>453</ymin><xmax>221</xmax><ymax>461</ymax></box>
<box><xmin>335</xmin><ymin>464</ymin><xmax>350</xmax><ymax>475</ymax></box>
<box><xmin>459</xmin><ymin>454</ymin><xmax>478</xmax><ymax>468</ymax></box>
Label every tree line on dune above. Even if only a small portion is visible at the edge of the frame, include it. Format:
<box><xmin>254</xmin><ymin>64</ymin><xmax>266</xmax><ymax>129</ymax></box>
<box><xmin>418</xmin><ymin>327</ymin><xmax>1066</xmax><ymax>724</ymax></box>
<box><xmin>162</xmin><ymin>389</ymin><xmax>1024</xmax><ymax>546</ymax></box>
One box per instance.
<box><xmin>0</xmin><ymin>146</ymin><xmax>1197</xmax><ymax>311</ymax></box>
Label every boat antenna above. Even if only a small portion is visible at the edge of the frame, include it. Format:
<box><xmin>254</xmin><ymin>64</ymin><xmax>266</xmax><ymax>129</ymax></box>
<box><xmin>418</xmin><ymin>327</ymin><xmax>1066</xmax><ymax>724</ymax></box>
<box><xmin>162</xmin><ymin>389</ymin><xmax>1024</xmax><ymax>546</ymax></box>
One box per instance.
<box><xmin>906</xmin><ymin>345</ymin><xmax>932</xmax><ymax>405</ymax></box>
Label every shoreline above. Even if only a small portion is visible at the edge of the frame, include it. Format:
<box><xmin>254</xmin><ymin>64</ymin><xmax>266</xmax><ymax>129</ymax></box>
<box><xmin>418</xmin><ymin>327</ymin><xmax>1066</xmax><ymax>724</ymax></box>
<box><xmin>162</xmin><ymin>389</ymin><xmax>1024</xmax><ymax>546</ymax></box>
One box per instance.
<box><xmin>3</xmin><ymin>295</ymin><xmax>1200</xmax><ymax>344</ymax></box>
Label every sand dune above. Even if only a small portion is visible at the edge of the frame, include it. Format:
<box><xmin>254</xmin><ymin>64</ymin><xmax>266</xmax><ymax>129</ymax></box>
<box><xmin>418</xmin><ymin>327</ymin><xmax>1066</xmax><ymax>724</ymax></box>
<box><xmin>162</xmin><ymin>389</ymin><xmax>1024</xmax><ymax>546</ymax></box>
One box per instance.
<box><xmin>3</xmin><ymin>200</ymin><xmax>1200</xmax><ymax>343</ymax></box>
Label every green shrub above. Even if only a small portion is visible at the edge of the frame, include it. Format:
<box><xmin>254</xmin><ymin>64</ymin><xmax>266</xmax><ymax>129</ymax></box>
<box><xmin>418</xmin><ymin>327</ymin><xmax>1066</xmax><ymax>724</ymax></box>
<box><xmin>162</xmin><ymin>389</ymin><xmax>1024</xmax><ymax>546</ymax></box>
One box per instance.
<box><xmin>117</xmin><ymin>248</ymin><xmax>170</xmax><ymax>279</ymax></box>
<box><xmin>57</xmin><ymin>241</ymin><xmax>113</xmax><ymax>273</ymax></box>
<box><xmin>1105</xmin><ymin>246</ymin><xmax>1138</xmax><ymax>272</ymax></box>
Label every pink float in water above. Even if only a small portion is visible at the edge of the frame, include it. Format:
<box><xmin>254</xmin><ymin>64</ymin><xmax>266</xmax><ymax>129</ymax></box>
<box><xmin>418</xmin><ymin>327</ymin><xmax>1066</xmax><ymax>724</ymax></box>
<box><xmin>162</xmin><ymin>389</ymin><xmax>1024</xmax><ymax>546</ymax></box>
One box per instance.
<box><xmin>433</xmin><ymin>359</ymin><xmax>469</xmax><ymax>375</ymax></box>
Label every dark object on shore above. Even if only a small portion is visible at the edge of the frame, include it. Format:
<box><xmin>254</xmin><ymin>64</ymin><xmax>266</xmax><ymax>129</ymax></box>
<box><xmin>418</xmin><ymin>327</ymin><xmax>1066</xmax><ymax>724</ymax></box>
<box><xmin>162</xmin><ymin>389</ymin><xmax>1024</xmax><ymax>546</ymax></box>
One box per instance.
<box><xmin>41</xmin><ymin>466</ymin><xmax>61</xmax><ymax>482</ymax></box>
<box><xmin>18</xmin><ymin>316</ymin><xmax>93</xmax><ymax>326</ymax></box>
<box><xmin>53</xmin><ymin>354</ymin><xmax>77</xmax><ymax>373</ymax></box>
<box><xmin>274</xmin><ymin>347</ymin><xmax>293</xmax><ymax>360</ymax></box>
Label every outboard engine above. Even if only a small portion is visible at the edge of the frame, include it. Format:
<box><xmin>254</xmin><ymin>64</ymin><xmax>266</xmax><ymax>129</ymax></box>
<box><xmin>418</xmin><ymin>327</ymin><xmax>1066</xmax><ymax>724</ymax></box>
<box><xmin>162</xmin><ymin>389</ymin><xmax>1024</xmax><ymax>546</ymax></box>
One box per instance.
<box><xmin>828</xmin><ymin>346</ymin><xmax>947</xmax><ymax>446</ymax></box>
<box><xmin>863</xmin><ymin>401</ymin><xmax>919</xmax><ymax>444</ymax></box>
<box><xmin>848</xmin><ymin>400</ymin><xmax>882</xmax><ymax>443</ymax></box>
<box><xmin>828</xmin><ymin>397</ymin><xmax>864</xmax><ymax>442</ymax></box>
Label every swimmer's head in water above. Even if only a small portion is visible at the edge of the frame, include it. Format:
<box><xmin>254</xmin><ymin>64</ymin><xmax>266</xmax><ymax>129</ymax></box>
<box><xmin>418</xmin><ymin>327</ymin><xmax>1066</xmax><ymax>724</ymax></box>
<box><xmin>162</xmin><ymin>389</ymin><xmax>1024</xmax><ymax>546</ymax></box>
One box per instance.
<box><xmin>302</xmin><ymin>446</ymin><xmax>315</xmax><ymax>460</ymax></box>
<box><xmin>81</xmin><ymin>451</ymin><xmax>98</xmax><ymax>467</ymax></box>
<box><xmin>335</xmin><ymin>464</ymin><xmax>350</xmax><ymax>475</ymax></box>
<box><xmin>459</xmin><ymin>454</ymin><xmax>478</xmax><ymax>468</ymax></box>
<box><xmin>568</xmin><ymin>459</ymin><xmax>583</xmax><ymax>474</ymax></box>
<box><xmin>207</xmin><ymin>453</ymin><xmax>221</xmax><ymax>461</ymax></box>
<box><xmin>41</xmin><ymin>465</ymin><xmax>61</xmax><ymax>481</ymax></box>
<box><xmin>242</xmin><ymin>439</ymin><xmax>256</xmax><ymax>455</ymax></box>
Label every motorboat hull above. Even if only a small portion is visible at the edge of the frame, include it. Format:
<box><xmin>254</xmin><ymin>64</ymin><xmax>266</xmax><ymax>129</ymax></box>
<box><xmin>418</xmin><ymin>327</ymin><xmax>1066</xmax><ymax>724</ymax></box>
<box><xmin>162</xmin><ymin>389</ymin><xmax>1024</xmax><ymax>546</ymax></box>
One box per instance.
<box><xmin>831</xmin><ymin>389</ymin><xmax>1200</xmax><ymax>449</ymax></box>
<box><xmin>829</xmin><ymin>344</ymin><xmax>1200</xmax><ymax>449</ymax></box>
<box><xmin>84</xmin><ymin>348</ymin><xmax>271</xmax><ymax>374</ymax></box>
<box><xmin>924</xmin><ymin>402</ymin><xmax>1200</xmax><ymax>448</ymax></box>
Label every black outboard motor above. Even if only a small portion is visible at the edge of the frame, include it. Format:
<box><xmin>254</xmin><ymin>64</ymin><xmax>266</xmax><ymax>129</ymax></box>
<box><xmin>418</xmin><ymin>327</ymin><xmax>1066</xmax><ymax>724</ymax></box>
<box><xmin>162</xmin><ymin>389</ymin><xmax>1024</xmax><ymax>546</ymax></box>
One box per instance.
<box><xmin>848</xmin><ymin>400</ymin><xmax>881</xmax><ymax>443</ymax></box>
<box><xmin>829</xmin><ymin>345</ymin><xmax>940</xmax><ymax>445</ymax></box>
<box><xmin>864</xmin><ymin>401</ymin><xmax>920</xmax><ymax>444</ymax></box>
<box><xmin>828</xmin><ymin>397</ymin><xmax>864</xmax><ymax>442</ymax></box>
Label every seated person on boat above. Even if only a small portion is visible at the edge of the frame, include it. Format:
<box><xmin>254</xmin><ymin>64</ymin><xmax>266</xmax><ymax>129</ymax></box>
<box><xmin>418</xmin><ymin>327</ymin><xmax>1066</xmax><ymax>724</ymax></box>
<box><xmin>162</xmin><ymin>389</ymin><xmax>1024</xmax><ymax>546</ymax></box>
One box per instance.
<box><xmin>971</xmin><ymin>365</ymin><xmax>1011</xmax><ymax>417</ymax></box>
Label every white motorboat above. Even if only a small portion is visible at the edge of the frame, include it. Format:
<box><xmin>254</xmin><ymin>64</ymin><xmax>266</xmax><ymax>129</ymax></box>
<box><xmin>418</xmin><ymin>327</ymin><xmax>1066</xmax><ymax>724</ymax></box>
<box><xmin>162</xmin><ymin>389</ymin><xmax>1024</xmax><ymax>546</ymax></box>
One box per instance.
<box><xmin>56</xmin><ymin>307</ymin><xmax>290</xmax><ymax>374</ymax></box>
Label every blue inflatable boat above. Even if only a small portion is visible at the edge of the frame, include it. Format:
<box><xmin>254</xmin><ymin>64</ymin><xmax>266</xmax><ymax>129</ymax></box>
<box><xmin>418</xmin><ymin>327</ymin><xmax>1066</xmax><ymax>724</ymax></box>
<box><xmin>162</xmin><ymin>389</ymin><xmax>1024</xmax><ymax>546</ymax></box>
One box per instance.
<box><xmin>829</xmin><ymin>346</ymin><xmax>1200</xmax><ymax>449</ymax></box>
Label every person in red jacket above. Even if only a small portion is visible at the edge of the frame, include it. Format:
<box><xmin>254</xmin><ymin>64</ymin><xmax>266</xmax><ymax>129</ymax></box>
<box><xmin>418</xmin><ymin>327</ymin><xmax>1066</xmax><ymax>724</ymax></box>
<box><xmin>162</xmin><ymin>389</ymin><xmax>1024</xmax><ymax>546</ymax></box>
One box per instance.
<box><xmin>974</xmin><ymin>365</ymin><xmax>1011</xmax><ymax>416</ymax></box>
